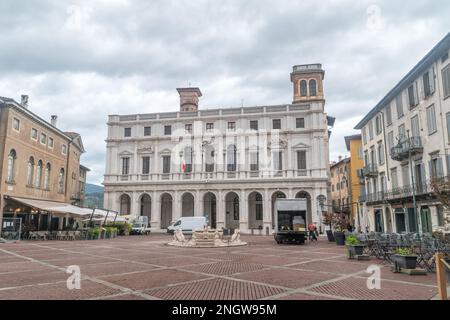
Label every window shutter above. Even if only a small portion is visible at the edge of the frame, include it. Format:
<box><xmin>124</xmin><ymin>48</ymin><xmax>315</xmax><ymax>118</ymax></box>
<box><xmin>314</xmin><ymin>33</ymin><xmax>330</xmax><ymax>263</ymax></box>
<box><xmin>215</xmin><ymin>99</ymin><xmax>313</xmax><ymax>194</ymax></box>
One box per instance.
<box><xmin>413</xmin><ymin>81</ymin><xmax>419</xmax><ymax>105</ymax></box>
<box><xmin>437</xmin><ymin>158</ymin><xmax>444</xmax><ymax>178</ymax></box>
<box><xmin>430</xmin><ymin>67</ymin><xmax>436</xmax><ymax>94</ymax></box>
<box><xmin>428</xmin><ymin>161</ymin><xmax>434</xmax><ymax>180</ymax></box>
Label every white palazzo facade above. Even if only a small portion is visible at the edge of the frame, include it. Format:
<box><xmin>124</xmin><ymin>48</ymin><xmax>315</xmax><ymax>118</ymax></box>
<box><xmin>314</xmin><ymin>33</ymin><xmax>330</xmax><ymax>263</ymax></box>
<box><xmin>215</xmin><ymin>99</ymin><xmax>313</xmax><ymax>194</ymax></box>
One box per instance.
<box><xmin>103</xmin><ymin>64</ymin><xmax>332</xmax><ymax>233</ymax></box>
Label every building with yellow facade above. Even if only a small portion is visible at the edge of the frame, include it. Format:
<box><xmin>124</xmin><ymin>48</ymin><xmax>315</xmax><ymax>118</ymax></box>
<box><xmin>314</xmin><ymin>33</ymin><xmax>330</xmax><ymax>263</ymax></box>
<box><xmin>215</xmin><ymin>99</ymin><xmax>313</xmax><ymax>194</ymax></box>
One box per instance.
<box><xmin>330</xmin><ymin>135</ymin><xmax>364</xmax><ymax>229</ymax></box>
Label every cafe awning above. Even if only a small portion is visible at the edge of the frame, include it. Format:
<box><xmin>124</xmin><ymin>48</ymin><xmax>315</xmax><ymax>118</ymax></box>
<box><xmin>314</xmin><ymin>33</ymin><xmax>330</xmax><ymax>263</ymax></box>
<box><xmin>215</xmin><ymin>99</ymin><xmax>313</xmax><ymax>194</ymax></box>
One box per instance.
<box><xmin>7</xmin><ymin>196</ymin><xmax>94</xmax><ymax>218</ymax></box>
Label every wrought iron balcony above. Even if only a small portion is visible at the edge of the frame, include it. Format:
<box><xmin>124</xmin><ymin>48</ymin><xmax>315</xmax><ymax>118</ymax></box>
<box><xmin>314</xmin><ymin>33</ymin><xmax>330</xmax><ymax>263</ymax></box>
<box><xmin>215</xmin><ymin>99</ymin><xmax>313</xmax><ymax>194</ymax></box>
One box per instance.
<box><xmin>363</xmin><ymin>164</ymin><xmax>378</xmax><ymax>177</ymax></box>
<box><xmin>390</xmin><ymin>136</ymin><xmax>423</xmax><ymax>162</ymax></box>
<box><xmin>363</xmin><ymin>182</ymin><xmax>433</xmax><ymax>205</ymax></box>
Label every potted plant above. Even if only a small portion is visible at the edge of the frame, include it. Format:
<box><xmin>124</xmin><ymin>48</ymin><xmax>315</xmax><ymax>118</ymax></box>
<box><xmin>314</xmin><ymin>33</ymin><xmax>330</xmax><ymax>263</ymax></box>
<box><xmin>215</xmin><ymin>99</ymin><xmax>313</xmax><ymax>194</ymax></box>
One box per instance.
<box><xmin>88</xmin><ymin>227</ymin><xmax>100</xmax><ymax>240</ymax></box>
<box><xmin>393</xmin><ymin>247</ymin><xmax>418</xmax><ymax>271</ymax></box>
<box><xmin>322</xmin><ymin>213</ymin><xmax>335</xmax><ymax>242</ymax></box>
<box><xmin>332</xmin><ymin>213</ymin><xmax>348</xmax><ymax>246</ymax></box>
<box><xmin>345</xmin><ymin>235</ymin><xmax>365</xmax><ymax>258</ymax></box>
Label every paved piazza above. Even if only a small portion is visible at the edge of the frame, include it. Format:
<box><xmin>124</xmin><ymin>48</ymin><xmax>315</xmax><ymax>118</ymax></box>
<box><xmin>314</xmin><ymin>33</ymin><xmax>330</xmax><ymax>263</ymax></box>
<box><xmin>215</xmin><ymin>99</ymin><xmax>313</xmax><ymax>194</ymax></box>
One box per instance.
<box><xmin>0</xmin><ymin>235</ymin><xmax>439</xmax><ymax>300</ymax></box>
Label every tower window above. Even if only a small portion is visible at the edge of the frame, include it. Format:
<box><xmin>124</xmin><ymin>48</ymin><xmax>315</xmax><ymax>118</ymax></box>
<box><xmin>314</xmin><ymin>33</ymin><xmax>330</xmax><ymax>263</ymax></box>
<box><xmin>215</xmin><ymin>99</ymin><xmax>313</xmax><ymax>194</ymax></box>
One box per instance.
<box><xmin>309</xmin><ymin>79</ymin><xmax>317</xmax><ymax>96</ymax></box>
<box><xmin>300</xmin><ymin>80</ymin><xmax>308</xmax><ymax>97</ymax></box>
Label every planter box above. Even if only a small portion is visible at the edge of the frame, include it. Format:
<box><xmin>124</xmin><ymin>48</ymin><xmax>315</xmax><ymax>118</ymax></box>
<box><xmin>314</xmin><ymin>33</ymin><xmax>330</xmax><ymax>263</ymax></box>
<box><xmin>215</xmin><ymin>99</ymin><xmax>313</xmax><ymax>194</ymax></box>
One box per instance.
<box><xmin>393</xmin><ymin>254</ymin><xmax>417</xmax><ymax>270</ymax></box>
<box><xmin>334</xmin><ymin>232</ymin><xmax>345</xmax><ymax>246</ymax></box>
<box><xmin>326</xmin><ymin>230</ymin><xmax>335</xmax><ymax>242</ymax></box>
<box><xmin>347</xmin><ymin>245</ymin><xmax>365</xmax><ymax>257</ymax></box>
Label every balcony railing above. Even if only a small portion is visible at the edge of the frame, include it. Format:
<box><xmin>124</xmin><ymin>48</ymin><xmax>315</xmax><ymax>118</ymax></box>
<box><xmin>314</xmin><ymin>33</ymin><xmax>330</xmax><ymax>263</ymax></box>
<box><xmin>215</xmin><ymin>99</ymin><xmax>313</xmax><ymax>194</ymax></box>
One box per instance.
<box><xmin>390</xmin><ymin>136</ymin><xmax>423</xmax><ymax>161</ymax></box>
<box><xmin>363</xmin><ymin>164</ymin><xmax>378</xmax><ymax>177</ymax></box>
<box><xmin>103</xmin><ymin>168</ymin><xmax>329</xmax><ymax>184</ymax></box>
<box><xmin>364</xmin><ymin>181</ymin><xmax>433</xmax><ymax>204</ymax></box>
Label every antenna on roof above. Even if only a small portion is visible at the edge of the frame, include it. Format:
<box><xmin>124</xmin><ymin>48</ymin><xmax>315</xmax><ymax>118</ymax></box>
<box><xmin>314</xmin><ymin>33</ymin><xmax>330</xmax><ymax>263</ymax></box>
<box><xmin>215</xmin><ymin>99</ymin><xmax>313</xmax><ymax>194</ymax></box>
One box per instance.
<box><xmin>241</xmin><ymin>99</ymin><xmax>244</xmax><ymax>108</ymax></box>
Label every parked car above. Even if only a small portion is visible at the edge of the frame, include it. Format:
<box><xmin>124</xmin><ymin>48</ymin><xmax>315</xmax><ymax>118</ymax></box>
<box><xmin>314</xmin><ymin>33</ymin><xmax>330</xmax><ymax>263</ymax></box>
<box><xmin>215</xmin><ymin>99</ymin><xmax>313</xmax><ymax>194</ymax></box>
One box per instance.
<box><xmin>167</xmin><ymin>217</ymin><xmax>207</xmax><ymax>235</ymax></box>
<box><xmin>131</xmin><ymin>216</ymin><xmax>151</xmax><ymax>235</ymax></box>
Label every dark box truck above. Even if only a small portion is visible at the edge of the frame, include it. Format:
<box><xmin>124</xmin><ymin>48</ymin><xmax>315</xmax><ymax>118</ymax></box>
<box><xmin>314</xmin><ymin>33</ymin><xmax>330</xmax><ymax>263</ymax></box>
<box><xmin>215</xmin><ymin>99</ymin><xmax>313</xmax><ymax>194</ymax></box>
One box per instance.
<box><xmin>274</xmin><ymin>198</ymin><xmax>308</xmax><ymax>245</ymax></box>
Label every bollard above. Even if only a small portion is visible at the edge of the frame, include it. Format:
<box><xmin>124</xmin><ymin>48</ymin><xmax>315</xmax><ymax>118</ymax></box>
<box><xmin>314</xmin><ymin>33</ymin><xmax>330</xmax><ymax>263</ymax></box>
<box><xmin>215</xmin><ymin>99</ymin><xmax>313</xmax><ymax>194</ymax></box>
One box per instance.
<box><xmin>436</xmin><ymin>252</ymin><xmax>448</xmax><ymax>300</ymax></box>
<box><xmin>266</xmin><ymin>226</ymin><xmax>270</xmax><ymax>236</ymax></box>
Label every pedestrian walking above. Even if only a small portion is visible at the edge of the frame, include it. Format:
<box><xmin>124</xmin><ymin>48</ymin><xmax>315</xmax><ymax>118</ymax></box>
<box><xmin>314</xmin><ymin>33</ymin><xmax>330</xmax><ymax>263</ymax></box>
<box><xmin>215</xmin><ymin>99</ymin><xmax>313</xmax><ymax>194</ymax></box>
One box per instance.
<box><xmin>308</xmin><ymin>223</ymin><xmax>317</xmax><ymax>241</ymax></box>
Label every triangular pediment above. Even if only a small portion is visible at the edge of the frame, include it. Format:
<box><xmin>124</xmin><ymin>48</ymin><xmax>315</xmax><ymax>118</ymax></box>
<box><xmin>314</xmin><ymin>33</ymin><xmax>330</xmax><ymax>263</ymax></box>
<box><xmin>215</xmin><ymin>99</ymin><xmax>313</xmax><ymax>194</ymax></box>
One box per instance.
<box><xmin>159</xmin><ymin>148</ymin><xmax>172</xmax><ymax>155</ymax></box>
<box><xmin>118</xmin><ymin>150</ymin><xmax>133</xmax><ymax>156</ymax></box>
<box><xmin>292</xmin><ymin>142</ymin><xmax>311</xmax><ymax>149</ymax></box>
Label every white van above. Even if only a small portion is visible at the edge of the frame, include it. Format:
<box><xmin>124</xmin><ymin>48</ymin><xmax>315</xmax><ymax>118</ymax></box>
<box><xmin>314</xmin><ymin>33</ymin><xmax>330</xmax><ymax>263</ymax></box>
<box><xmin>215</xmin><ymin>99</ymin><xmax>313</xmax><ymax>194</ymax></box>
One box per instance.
<box><xmin>167</xmin><ymin>217</ymin><xmax>207</xmax><ymax>234</ymax></box>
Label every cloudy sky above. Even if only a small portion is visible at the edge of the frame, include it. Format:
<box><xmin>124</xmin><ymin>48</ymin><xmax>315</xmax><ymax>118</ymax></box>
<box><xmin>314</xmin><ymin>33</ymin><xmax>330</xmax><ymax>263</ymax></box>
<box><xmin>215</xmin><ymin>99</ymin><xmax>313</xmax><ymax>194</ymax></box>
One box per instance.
<box><xmin>1</xmin><ymin>0</ymin><xmax>449</xmax><ymax>185</ymax></box>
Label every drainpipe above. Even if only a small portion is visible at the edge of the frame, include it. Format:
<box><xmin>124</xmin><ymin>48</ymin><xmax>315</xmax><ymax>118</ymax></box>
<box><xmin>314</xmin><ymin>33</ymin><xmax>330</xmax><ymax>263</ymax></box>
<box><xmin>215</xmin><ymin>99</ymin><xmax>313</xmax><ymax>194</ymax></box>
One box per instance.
<box><xmin>64</xmin><ymin>139</ymin><xmax>73</xmax><ymax>203</ymax></box>
<box><xmin>434</xmin><ymin>62</ymin><xmax>450</xmax><ymax>172</ymax></box>
<box><xmin>379</xmin><ymin>111</ymin><xmax>390</xmax><ymax>181</ymax></box>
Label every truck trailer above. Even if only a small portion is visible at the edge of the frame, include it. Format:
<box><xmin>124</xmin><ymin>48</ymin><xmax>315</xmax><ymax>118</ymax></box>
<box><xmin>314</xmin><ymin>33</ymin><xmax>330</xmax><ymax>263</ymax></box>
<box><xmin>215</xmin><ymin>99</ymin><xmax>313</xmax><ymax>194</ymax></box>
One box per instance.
<box><xmin>274</xmin><ymin>198</ymin><xmax>309</xmax><ymax>245</ymax></box>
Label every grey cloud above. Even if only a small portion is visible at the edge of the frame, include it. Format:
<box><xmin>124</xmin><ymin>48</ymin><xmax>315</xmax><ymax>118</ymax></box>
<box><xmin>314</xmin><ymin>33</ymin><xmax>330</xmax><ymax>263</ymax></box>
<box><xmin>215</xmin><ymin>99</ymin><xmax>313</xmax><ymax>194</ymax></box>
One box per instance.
<box><xmin>1</xmin><ymin>0</ymin><xmax>449</xmax><ymax>183</ymax></box>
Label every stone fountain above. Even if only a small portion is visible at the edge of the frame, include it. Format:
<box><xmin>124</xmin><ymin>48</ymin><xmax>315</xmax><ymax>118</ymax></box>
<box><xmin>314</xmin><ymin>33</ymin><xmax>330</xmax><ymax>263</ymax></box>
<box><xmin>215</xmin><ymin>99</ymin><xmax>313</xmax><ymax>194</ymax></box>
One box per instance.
<box><xmin>167</xmin><ymin>228</ymin><xmax>247</xmax><ymax>248</ymax></box>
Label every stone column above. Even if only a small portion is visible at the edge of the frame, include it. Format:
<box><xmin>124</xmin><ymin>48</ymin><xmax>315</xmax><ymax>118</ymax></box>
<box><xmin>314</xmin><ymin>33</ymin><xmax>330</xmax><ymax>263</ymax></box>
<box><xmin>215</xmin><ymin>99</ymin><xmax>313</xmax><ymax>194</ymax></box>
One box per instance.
<box><xmin>174</xmin><ymin>190</ymin><xmax>181</xmax><ymax>220</ymax></box>
<box><xmin>263</xmin><ymin>189</ymin><xmax>271</xmax><ymax>234</ymax></box>
<box><xmin>131</xmin><ymin>191</ymin><xmax>139</xmax><ymax>218</ymax></box>
<box><xmin>195</xmin><ymin>190</ymin><xmax>202</xmax><ymax>216</ymax></box>
<box><xmin>216</xmin><ymin>190</ymin><xmax>224</xmax><ymax>229</ymax></box>
<box><xmin>240</xmin><ymin>189</ymin><xmax>248</xmax><ymax>232</ymax></box>
<box><xmin>151</xmin><ymin>191</ymin><xmax>160</xmax><ymax>230</ymax></box>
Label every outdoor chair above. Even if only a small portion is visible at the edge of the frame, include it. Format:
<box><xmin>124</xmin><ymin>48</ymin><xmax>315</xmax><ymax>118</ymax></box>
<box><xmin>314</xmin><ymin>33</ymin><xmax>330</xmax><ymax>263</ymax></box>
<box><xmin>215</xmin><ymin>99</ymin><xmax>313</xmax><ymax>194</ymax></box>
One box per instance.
<box><xmin>56</xmin><ymin>231</ymin><xmax>66</xmax><ymax>240</ymax></box>
<box><xmin>28</xmin><ymin>231</ymin><xmax>39</xmax><ymax>240</ymax></box>
<box><xmin>67</xmin><ymin>231</ymin><xmax>76</xmax><ymax>241</ymax></box>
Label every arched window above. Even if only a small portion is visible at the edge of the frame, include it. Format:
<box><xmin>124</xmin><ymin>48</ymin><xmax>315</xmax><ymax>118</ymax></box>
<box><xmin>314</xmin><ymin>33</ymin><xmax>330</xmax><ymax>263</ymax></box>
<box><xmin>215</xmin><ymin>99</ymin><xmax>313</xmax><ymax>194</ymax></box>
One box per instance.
<box><xmin>58</xmin><ymin>169</ymin><xmax>65</xmax><ymax>193</ymax></box>
<box><xmin>44</xmin><ymin>163</ymin><xmax>51</xmax><ymax>190</ymax></box>
<box><xmin>309</xmin><ymin>79</ymin><xmax>317</xmax><ymax>96</ymax></box>
<box><xmin>6</xmin><ymin>149</ymin><xmax>16</xmax><ymax>183</ymax></box>
<box><xmin>227</xmin><ymin>145</ymin><xmax>237</xmax><ymax>172</ymax></box>
<box><xmin>35</xmin><ymin>160</ymin><xmax>43</xmax><ymax>188</ymax></box>
<box><xmin>300</xmin><ymin>80</ymin><xmax>308</xmax><ymax>97</ymax></box>
<box><xmin>27</xmin><ymin>157</ymin><xmax>35</xmax><ymax>186</ymax></box>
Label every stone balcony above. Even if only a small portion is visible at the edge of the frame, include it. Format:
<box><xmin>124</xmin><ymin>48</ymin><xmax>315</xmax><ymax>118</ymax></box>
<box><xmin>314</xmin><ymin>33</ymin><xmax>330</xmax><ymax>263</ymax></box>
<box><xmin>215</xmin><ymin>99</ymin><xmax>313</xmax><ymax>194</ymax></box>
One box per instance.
<box><xmin>104</xmin><ymin>168</ymin><xmax>328</xmax><ymax>184</ymax></box>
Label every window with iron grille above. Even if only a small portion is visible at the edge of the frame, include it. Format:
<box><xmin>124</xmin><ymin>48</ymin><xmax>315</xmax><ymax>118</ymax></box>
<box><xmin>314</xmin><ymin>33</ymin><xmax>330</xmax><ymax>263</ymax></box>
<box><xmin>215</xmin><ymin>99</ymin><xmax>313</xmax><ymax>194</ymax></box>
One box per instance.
<box><xmin>124</xmin><ymin>127</ymin><xmax>131</xmax><ymax>137</ymax></box>
<box><xmin>144</xmin><ymin>126</ymin><xmax>151</xmax><ymax>136</ymax></box>
<box><xmin>164</xmin><ymin>125</ymin><xmax>172</xmax><ymax>135</ymax></box>
<box><xmin>185</xmin><ymin>124</ymin><xmax>192</xmax><ymax>134</ymax></box>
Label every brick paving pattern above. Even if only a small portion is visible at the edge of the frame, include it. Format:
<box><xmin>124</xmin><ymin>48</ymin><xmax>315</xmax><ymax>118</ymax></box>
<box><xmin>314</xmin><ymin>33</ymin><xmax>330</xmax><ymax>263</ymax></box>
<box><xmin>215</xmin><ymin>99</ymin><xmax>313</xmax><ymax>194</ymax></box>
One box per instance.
<box><xmin>0</xmin><ymin>234</ymin><xmax>440</xmax><ymax>300</ymax></box>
